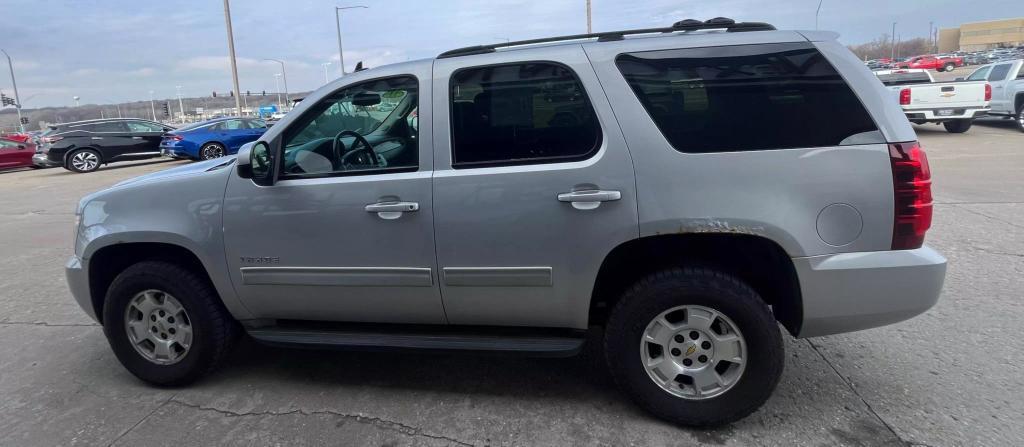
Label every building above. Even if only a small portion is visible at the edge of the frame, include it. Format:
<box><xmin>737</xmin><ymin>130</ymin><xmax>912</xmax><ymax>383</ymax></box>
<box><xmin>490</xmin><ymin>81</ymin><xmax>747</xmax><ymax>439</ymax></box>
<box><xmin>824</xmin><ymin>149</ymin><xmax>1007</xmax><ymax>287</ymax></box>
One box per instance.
<box><xmin>938</xmin><ymin>17</ymin><xmax>1024</xmax><ymax>52</ymax></box>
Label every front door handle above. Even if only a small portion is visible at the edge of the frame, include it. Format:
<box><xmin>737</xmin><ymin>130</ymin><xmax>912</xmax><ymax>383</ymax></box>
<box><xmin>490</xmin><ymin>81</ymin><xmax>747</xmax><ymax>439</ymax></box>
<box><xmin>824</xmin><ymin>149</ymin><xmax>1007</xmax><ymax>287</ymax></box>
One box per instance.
<box><xmin>131</xmin><ymin>136</ymin><xmax>143</xmax><ymax>140</ymax></box>
<box><xmin>365</xmin><ymin>201</ymin><xmax>419</xmax><ymax>220</ymax></box>
<box><xmin>557</xmin><ymin>189</ymin><xmax>621</xmax><ymax>210</ymax></box>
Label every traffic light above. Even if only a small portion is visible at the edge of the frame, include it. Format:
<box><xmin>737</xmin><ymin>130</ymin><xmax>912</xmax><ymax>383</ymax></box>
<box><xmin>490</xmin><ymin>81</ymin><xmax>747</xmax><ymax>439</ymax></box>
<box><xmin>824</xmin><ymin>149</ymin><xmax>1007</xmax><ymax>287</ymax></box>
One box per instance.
<box><xmin>262</xmin><ymin>90</ymin><xmax>266</xmax><ymax>96</ymax></box>
<box><xmin>246</xmin><ymin>90</ymin><xmax>250</xmax><ymax>96</ymax></box>
<box><xmin>0</xmin><ymin>93</ymin><xmax>13</xmax><ymax>107</ymax></box>
<box><xmin>161</xmin><ymin>102</ymin><xmax>170</xmax><ymax>117</ymax></box>
<box><xmin>212</xmin><ymin>91</ymin><xmax>217</xmax><ymax>98</ymax></box>
<box><xmin>229</xmin><ymin>90</ymin><xmax>234</xmax><ymax>97</ymax></box>
<box><xmin>20</xmin><ymin>117</ymin><xmax>29</xmax><ymax>125</ymax></box>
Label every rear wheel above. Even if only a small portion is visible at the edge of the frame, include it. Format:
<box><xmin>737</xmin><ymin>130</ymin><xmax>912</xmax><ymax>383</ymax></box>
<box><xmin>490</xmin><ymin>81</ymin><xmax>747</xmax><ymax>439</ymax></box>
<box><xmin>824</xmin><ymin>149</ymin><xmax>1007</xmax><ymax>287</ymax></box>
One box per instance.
<box><xmin>943</xmin><ymin>119</ymin><xmax>972</xmax><ymax>133</ymax></box>
<box><xmin>942</xmin><ymin>63</ymin><xmax>955</xmax><ymax>72</ymax></box>
<box><xmin>604</xmin><ymin>267</ymin><xmax>784</xmax><ymax>427</ymax></box>
<box><xmin>1016</xmin><ymin>103</ymin><xmax>1024</xmax><ymax>133</ymax></box>
<box><xmin>103</xmin><ymin>261</ymin><xmax>238</xmax><ymax>385</ymax></box>
<box><xmin>199</xmin><ymin>143</ymin><xmax>226</xmax><ymax>160</ymax></box>
<box><xmin>65</xmin><ymin>149</ymin><xmax>101</xmax><ymax>173</ymax></box>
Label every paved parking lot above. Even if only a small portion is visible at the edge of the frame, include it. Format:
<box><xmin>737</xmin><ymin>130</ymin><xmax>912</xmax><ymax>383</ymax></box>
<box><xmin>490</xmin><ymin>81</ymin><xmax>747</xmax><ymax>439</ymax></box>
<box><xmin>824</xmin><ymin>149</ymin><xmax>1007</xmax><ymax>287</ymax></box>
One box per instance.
<box><xmin>1</xmin><ymin>120</ymin><xmax>1022</xmax><ymax>446</ymax></box>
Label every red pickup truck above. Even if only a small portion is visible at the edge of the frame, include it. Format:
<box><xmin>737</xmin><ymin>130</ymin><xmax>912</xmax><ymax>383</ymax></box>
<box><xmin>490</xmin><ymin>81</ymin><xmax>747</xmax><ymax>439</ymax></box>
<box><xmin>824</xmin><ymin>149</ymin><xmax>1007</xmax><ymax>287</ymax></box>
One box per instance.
<box><xmin>895</xmin><ymin>55</ymin><xmax>964</xmax><ymax>72</ymax></box>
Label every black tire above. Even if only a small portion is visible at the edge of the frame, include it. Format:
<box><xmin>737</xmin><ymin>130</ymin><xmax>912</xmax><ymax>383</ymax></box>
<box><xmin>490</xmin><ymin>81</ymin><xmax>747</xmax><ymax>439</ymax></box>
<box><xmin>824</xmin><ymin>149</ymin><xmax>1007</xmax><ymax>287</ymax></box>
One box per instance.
<box><xmin>1015</xmin><ymin>103</ymin><xmax>1024</xmax><ymax>133</ymax></box>
<box><xmin>943</xmin><ymin>119</ymin><xmax>972</xmax><ymax>133</ymax></box>
<box><xmin>65</xmin><ymin>148</ymin><xmax>101</xmax><ymax>173</ymax></box>
<box><xmin>604</xmin><ymin>267</ymin><xmax>784</xmax><ymax>427</ymax></box>
<box><xmin>102</xmin><ymin>261</ymin><xmax>238</xmax><ymax>386</ymax></box>
<box><xmin>199</xmin><ymin>142</ymin><xmax>226</xmax><ymax>160</ymax></box>
<box><xmin>942</xmin><ymin>63</ymin><xmax>955</xmax><ymax>72</ymax></box>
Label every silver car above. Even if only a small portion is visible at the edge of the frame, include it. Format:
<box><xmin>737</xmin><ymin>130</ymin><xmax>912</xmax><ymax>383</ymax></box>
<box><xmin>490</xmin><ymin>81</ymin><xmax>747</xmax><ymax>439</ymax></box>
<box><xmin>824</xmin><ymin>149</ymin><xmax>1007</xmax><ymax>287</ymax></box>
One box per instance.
<box><xmin>66</xmin><ymin>18</ymin><xmax>946</xmax><ymax>426</ymax></box>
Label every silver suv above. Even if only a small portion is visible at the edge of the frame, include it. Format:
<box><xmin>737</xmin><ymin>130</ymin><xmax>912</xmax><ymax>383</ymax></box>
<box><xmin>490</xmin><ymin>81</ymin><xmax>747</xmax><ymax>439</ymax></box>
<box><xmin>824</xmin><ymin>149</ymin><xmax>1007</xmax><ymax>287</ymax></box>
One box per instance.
<box><xmin>66</xmin><ymin>18</ymin><xmax>946</xmax><ymax>426</ymax></box>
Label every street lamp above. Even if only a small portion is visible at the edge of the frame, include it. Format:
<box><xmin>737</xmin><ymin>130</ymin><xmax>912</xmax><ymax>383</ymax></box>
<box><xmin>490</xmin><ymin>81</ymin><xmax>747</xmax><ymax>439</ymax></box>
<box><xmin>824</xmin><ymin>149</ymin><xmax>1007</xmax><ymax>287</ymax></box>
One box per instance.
<box><xmin>222</xmin><ymin>0</ymin><xmax>243</xmax><ymax>116</ymax></box>
<box><xmin>149</xmin><ymin>91</ymin><xmax>156</xmax><ymax>121</ymax></box>
<box><xmin>890</xmin><ymin>21</ymin><xmax>897</xmax><ymax>61</ymax></box>
<box><xmin>335</xmin><ymin>5</ymin><xmax>367</xmax><ymax>76</ymax></box>
<box><xmin>263</xmin><ymin>58</ymin><xmax>290</xmax><ymax>109</ymax></box>
<box><xmin>273</xmin><ymin>73</ymin><xmax>283</xmax><ymax>111</ymax></box>
<box><xmin>322</xmin><ymin>62</ymin><xmax>332</xmax><ymax>84</ymax></box>
<box><xmin>176</xmin><ymin>85</ymin><xmax>186</xmax><ymax>123</ymax></box>
<box><xmin>815</xmin><ymin>0</ymin><xmax>823</xmax><ymax>30</ymax></box>
<box><xmin>1</xmin><ymin>48</ymin><xmax>26</xmax><ymax>133</ymax></box>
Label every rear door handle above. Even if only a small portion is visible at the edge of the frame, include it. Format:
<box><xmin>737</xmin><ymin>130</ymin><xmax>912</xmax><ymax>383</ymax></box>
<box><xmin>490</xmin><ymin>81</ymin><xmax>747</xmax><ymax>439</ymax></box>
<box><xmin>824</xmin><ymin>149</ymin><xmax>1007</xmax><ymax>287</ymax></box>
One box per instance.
<box><xmin>557</xmin><ymin>189</ymin><xmax>621</xmax><ymax>210</ymax></box>
<box><xmin>365</xmin><ymin>201</ymin><xmax>419</xmax><ymax>220</ymax></box>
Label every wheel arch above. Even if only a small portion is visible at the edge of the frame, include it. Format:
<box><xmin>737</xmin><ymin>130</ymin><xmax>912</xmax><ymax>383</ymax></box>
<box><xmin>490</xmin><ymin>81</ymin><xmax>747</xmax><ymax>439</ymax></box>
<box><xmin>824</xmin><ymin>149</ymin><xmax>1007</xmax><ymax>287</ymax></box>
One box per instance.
<box><xmin>589</xmin><ymin>233</ymin><xmax>803</xmax><ymax>336</ymax></box>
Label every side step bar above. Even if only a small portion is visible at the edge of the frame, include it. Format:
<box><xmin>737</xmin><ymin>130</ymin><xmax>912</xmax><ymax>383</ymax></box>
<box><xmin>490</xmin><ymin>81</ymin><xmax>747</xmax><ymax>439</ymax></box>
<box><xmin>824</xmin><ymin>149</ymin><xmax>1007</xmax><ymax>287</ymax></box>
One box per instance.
<box><xmin>247</xmin><ymin>326</ymin><xmax>585</xmax><ymax>357</ymax></box>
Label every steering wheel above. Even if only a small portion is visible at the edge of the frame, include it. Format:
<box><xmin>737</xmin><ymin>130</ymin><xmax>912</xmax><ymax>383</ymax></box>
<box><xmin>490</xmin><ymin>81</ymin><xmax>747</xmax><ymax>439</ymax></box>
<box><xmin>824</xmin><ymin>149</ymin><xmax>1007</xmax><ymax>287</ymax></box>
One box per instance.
<box><xmin>336</xmin><ymin>130</ymin><xmax>379</xmax><ymax>169</ymax></box>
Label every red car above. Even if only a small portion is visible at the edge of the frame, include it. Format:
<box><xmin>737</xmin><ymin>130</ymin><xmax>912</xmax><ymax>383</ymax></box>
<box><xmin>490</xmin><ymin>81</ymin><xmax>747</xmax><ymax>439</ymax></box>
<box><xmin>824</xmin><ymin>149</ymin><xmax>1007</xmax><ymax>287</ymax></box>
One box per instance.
<box><xmin>0</xmin><ymin>137</ymin><xmax>36</xmax><ymax>170</ymax></box>
<box><xmin>0</xmin><ymin>133</ymin><xmax>31</xmax><ymax>143</ymax></box>
<box><xmin>895</xmin><ymin>55</ymin><xmax>964</xmax><ymax>72</ymax></box>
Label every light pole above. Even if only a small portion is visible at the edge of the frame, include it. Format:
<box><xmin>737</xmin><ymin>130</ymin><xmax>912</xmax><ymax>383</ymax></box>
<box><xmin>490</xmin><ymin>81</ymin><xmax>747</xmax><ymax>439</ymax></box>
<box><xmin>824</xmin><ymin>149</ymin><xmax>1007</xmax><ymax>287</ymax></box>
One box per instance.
<box><xmin>1</xmin><ymin>49</ymin><xmax>25</xmax><ymax>133</ymax></box>
<box><xmin>176</xmin><ymin>85</ymin><xmax>186</xmax><ymax>123</ymax></box>
<box><xmin>815</xmin><ymin>0</ymin><xmax>823</xmax><ymax>30</ymax></box>
<box><xmin>273</xmin><ymin>73</ymin><xmax>283</xmax><ymax>111</ymax></box>
<box><xmin>149</xmin><ymin>91</ymin><xmax>156</xmax><ymax>121</ymax></box>
<box><xmin>263</xmin><ymin>58</ymin><xmax>290</xmax><ymax>109</ymax></box>
<box><xmin>890</xmin><ymin>21</ymin><xmax>897</xmax><ymax>61</ymax></box>
<box><xmin>335</xmin><ymin>5</ymin><xmax>367</xmax><ymax>76</ymax></box>
<box><xmin>116</xmin><ymin>103</ymin><xmax>122</xmax><ymax>118</ymax></box>
<box><xmin>322</xmin><ymin>62</ymin><xmax>332</xmax><ymax>84</ymax></box>
<box><xmin>223</xmin><ymin>0</ymin><xmax>243</xmax><ymax>116</ymax></box>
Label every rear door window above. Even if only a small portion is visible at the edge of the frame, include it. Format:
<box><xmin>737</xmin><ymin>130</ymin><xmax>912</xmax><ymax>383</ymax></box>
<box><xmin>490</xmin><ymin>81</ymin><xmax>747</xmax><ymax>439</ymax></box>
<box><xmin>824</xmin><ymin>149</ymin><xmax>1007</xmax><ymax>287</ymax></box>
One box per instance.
<box><xmin>90</xmin><ymin>122</ymin><xmax>128</xmax><ymax>132</ymax></box>
<box><xmin>988</xmin><ymin>64</ymin><xmax>1012</xmax><ymax>81</ymax></box>
<box><xmin>616</xmin><ymin>42</ymin><xmax>879</xmax><ymax>153</ymax></box>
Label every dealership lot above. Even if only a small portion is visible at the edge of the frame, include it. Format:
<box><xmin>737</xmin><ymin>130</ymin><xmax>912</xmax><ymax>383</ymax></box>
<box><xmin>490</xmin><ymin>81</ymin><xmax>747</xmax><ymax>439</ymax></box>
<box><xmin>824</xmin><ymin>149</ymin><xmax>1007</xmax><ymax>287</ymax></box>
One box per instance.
<box><xmin>0</xmin><ymin>120</ymin><xmax>1021</xmax><ymax>446</ymax></box>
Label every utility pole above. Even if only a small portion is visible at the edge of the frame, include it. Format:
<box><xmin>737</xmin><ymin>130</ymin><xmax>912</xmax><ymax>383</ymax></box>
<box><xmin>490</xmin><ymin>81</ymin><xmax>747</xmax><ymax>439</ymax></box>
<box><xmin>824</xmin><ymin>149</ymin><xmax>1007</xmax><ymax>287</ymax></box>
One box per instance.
<box><xmin>890</xmin><ymin>21</ymin><xmax>897</xmax><ymax>61</ymax></box>
<box><xmin>1</xmin><ymin>49</ymin><xmax>25</xmax><ymax>133</ymax></box>
<box><xmin>815</xmin><ymin>0</ymin><xmax>823</xmax><ymax>30</ymax></box>
<box><xmin>335</xmin><ymin>5</ymin><xmax>368</xmax><ymax>76</ymax></box>
<box><xmin>322</xmin><ymin>62</ymin><xmax>332</xmax><ymax>84</ymax></box>
<box><xmin>116</xmin><ymin>103</ymin><xmax>122</xmax><ymax>118</ymax></box>
<box><xmin>176</xmin><ymin>85</ymin><xmax>185</xmax><ymax>123</ymax></box>
<box><xmin>273</xmin><ymin>73</ymin><xmax>283</xmax><ymax>111</ymax></box>
<box><xmin>263</xmin><ymin>59</ymin><xmax>290</xmax><ymax>109</ymax></box>
<box><xmin>149</xmin><ymin>91</ymin><xmax>156</xmax><ymax>121</ymax></box>
<box><xmin>223</xmin><ymin>0</ymin><xmax>243</xmax><ymax>116</ymax></box>
<box><xmin>586</xmin><ymin>0</ymin><xmax>592</xmax><ymax>33</ymax></box>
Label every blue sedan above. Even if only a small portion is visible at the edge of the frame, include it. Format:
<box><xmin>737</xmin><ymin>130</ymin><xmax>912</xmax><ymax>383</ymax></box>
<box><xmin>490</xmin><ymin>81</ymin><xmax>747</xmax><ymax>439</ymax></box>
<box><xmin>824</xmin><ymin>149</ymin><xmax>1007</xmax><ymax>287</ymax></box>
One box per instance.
<box><xmin>160</xmin><ymin>117</ymin><xmax>267</xmax><ymax>161</ymax></box>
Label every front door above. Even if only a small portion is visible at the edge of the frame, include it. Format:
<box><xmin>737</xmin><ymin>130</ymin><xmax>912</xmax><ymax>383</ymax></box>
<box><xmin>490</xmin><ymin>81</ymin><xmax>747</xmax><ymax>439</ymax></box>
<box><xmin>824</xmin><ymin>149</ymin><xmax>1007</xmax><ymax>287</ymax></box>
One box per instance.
<box><xmin>0</xmin><ymin>139</ymin><xmax>31</xmax><ymax>168</ymax></box>
<box><xmin>430</xmin><ymin>47</ymin><xmax>638</xmax><ymax>329</ymax></box>
<box><xmin>222</xmin><ymin>68</ymin><xmax>444</xmax><ymax>324</ymax></box>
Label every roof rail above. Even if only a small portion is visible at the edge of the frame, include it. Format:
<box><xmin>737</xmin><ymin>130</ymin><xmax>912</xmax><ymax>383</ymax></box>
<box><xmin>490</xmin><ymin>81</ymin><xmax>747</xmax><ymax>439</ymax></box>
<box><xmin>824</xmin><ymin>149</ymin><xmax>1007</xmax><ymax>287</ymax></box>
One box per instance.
<box><xmin>438</xmin><ymin>17</ymin><xmax>776</xmax><ymax>59</ymax></box>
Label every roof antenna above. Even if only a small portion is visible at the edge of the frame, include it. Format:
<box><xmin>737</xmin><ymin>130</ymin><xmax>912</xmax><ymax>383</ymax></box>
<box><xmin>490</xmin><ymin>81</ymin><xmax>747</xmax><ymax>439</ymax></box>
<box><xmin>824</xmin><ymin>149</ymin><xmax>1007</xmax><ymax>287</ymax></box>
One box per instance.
<box><xmin>354</xmin><ymin>61</ymin><xmax>366</xmax><ymax>72</ymax></box>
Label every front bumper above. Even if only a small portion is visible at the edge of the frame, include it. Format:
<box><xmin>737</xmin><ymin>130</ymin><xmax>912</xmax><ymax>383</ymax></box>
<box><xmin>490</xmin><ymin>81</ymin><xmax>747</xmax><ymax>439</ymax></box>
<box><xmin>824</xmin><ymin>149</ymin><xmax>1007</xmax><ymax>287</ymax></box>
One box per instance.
<box><xmin>32</xmin><ymin>153</ymin><xmax>60</xmax><ymax>167</ymax></box>
<box><xmin>65</xmin><ymin>255</ymin><xmax>98</xmax><ymax>322</ymax></box>
<box><xmin>795</xmin><ymin>246</ymin><xmax>947</xmax><ymax>338</ymax></box>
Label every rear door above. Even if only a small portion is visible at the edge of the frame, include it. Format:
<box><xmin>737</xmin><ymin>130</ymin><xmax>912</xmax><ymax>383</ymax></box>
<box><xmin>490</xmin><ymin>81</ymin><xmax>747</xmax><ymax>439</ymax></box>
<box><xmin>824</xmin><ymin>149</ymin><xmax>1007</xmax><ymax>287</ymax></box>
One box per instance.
<box><xmin>87</xmin><ymin>121</ymin><xmax>133</xmax><ymax>159</ymax></box>
<box><xmin>431</xmin><ymin>46</ymin><xmax>638</xmax><ymax>329</ymax></box>
<box><xmin>125</xmin><ymin>120</ymin><xmax>166</xmax><ymax>154</ymax></box>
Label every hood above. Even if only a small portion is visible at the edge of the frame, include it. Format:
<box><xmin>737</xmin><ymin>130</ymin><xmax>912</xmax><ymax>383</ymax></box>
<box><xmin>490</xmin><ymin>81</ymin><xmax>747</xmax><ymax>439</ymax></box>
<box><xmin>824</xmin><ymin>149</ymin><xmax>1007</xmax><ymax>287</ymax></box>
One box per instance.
<box><xmin>112</xmin><ymin>157</ymin><xmax>235</xmax><ymax>188</ymax></box>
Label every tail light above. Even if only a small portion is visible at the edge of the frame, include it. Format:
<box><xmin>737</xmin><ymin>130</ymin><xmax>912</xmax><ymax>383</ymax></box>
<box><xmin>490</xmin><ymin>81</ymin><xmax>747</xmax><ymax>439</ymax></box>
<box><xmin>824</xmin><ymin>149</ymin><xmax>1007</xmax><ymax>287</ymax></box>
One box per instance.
<box><xmin>984</xmin><ymin>83</ymin><xmax>992</xmax><ymax>101</ymax></box>
<box><xmin>165</xmin><ymin>134</ymin><xmax>183</xmax><ymax>141</ymax></box>
<box><xmin>899</xmin><ymin>88</ymin><xmax>911</xmax><ymax>105</ymax></box>
<box><xmin>889</xmin><ymin>142</ymin><xmax>932</xmax><ymax>250</ymax></box>
<box><xmin>41</xmin><ymin>136</ymin><xmax>63</xmax><ymax>144</ymax></box>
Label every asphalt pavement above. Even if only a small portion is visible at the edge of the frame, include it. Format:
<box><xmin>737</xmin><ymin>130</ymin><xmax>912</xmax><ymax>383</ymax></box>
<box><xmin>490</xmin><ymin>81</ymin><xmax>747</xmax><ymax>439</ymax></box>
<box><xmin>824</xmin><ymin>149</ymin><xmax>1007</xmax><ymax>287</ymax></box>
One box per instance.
<box><xmin>0</xmin><ymin>119</ymin><xmax>1021</xmax><ymax>446</ymax></box>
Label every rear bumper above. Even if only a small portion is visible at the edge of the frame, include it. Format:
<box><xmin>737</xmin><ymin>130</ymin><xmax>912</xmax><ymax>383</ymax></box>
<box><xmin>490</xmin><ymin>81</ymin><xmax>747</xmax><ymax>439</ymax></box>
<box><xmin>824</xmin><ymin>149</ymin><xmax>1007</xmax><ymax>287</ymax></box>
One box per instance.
<box><xmin>905</xmin><ymin>107</ymin><xmax>989</xmax><ymax>121</ymax></box>
<box><xmin>65</xmin><ymin>255</ymin><xmax>98</xmax><ymax>323</ymax></box>
<box><xmin>32</xmin><ymin>153</ymin><xmax>60</xmax><ymax>167</ymax></box>
<box><xmin>795</xmin><ymin>246</ymin><xmax>946</xmax><ymax>338</ymax></box>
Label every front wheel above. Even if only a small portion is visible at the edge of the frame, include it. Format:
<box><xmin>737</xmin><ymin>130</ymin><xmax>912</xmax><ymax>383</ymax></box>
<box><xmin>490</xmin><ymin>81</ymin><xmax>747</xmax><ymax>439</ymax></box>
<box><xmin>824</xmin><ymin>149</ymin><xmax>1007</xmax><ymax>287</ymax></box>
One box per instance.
<box><xmin>943</xmin><ymin>119</ymin><xmax>973</xmax><ymax>133</ymax></box>
<box><xmin>1016</xmin><ymin>104</ymin><xmax>1024</xmax><ymax>133</ymax></box>
<box><xmin>941</xmin><ymin>63</ymin><xmax>955</xmax><ymax>72</ymax></box>
<box><xmin>604</xmin><ymin>267</ymin><xmax>784</xmax><ymax>427</ymax></box>
<box><xmin>199</xmin><ymin>143</ymin><xmax>226</xmax><ymax>160</ymax></box>
<box><xmin>102</xmin><ymin>261</ymin><xmax>238</xmax><ymax>385</ymax></box>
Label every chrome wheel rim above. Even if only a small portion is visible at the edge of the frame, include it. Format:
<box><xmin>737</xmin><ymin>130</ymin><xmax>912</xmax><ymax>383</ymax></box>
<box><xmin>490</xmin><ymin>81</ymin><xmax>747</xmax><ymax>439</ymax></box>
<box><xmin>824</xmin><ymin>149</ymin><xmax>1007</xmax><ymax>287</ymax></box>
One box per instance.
<box><xmin>71</xmin><ymin>152</ymin><xmax>99</xmax><ymax>171</ymax></box>
<box><xmin>201</xmin><ymin>145</ymin><xmax>225</xmax><ymax>159</ymax></box>
<box><xmin>640</xmin><ymin>305</ymin><xmax>746</xmax><ymax>400</ymax></box>
<box><xmin>124</xmin><ymin>289</ymin><xmax>193</xmax><ymax>365</ymax></box>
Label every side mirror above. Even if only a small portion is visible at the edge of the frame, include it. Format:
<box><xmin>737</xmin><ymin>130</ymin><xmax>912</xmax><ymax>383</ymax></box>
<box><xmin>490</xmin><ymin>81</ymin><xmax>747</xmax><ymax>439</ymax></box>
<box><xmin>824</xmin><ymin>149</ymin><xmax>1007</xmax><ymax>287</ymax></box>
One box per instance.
<box><xmin>237</xmin><ymin>141</ymin><xmax>275</xmax><ymax>186</ymax></box>
<box><xmin>955</xmin><ymin>77</ymin><xmax>965</xmax><ymax>81</ymax></box>
<box><xmin>352</xmin><ymin>92</ymin><xmax>381</xmax><ymax>107</ymax></box>
<box><xmin>17</xmin><ymin>144</ymin><xmax>26</xmax><ymax>149</ymax></box>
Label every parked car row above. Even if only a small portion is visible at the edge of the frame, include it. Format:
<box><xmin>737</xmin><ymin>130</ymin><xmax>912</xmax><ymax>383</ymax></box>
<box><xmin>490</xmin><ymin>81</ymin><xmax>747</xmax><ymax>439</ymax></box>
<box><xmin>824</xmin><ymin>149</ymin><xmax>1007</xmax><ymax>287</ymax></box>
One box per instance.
<box><xmin>25</xmin><ymin>116</ymin><xmax>267</xmax><ymax>173</ymax></box>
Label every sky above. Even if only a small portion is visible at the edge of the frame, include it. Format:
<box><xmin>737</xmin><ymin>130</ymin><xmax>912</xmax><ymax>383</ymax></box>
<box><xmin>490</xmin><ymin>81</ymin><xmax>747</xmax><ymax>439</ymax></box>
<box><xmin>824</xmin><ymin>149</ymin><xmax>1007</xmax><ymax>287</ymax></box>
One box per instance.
<box><xmin>1</xmin><ymin>0</ymin><xmax>1022</xmax><ymax>108</ymax></box>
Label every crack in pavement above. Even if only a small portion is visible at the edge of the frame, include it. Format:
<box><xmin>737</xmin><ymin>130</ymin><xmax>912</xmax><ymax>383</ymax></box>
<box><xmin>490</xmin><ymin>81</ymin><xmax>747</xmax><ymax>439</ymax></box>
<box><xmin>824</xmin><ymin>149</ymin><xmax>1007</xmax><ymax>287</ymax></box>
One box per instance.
<box><xmin>968</xmin><ymin>246</ymin><xmax>1024</xmax><ymax>258</ymax></box>
<box><xmin>947</xmin><ymin>203</ymin><xmax>1024</xmax><ymax>231</ymax></box>
<box><xmin>0</xmin><ymin>320</ymin><xmax>100</xmax><ymax>327</ymax></box>
<box><xmin>106</xmin><ymin>392</ymin><xmax>178</xmax><ymax>447</ymax></box>
<box><xmin>166</xmin><ymin>398</ymin><xmax>475</xmax><ymax>446</ymax></box>
<box><xmin>806</xmin><ymin>339</ymin><xmax>918</xmax><ymax>447</ymax></box>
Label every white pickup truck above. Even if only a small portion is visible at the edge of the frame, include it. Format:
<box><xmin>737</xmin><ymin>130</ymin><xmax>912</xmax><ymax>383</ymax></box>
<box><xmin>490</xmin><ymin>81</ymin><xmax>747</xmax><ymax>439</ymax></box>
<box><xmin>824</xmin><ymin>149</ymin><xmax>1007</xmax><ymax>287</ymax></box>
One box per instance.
<box><xmin>962</xmin><ymin>59</ymin><xmax>1024</xmax><ymax>132</ymax></box>
<box><xmin>874</xmin><ymin>69</ymin><xmax>990</xmax><ymax>133</ymax></box>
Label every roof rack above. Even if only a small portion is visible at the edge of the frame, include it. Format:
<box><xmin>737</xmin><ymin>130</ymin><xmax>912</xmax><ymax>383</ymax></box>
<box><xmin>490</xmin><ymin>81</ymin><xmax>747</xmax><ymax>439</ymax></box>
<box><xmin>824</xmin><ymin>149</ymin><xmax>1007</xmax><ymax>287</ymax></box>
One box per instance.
<box><xmin>438</xmin><ymin>17</ymin><xmax>776</xmax><ymax>59</ymax></box>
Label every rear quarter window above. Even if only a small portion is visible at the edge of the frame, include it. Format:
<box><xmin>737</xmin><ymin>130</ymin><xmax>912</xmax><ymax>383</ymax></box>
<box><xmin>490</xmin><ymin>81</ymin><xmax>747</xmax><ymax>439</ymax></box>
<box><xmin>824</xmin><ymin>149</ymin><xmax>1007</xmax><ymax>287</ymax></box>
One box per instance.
<box><xmin>616</xmin><ymin>42</ymin><xmax>879</xmax><ymax>153</ymax></box>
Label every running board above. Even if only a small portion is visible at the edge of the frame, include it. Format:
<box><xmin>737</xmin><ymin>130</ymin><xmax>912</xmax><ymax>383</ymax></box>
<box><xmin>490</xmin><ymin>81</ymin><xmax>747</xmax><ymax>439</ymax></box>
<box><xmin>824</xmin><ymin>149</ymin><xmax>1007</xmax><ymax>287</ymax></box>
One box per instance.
<box><xmin>247</xmin><ymin>326</ymin><xmax>585</xmax><ymax>357</ymax></box>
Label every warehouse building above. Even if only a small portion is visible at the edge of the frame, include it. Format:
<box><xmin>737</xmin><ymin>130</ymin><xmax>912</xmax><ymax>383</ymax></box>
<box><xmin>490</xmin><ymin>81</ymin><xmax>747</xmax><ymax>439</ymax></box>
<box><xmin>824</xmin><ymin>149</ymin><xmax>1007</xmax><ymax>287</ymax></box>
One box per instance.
<box><xmin>938</xmin><ymin>17</ymin><xmax>1024</xmax><ymax>52</ymax></box>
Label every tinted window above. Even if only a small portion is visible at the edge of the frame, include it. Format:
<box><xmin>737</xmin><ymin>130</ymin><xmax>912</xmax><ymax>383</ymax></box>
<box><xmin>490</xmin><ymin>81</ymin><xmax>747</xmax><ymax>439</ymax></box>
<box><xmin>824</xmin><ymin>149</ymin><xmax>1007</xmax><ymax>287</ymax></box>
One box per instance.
<box><xmin>126</xmin><ymin>121</ymin><xmax>164</xmax><ymax>132</ymax></box>
<box><xmin>247</xmin><ymin>119</ymin><xmax>267</xmax><ymax>129</ymax></box>
<box><xmin>988</xmin><ymin>64</ymin><xmax>1012</xmax><ymax>81</ymax></box>
<box><xmin>89</xmin><ymin>122</ymin><xmax>127</xmax><ymax>132</ymax></box>
<box><xmin>966</xmin><ymin>66</ymin><xmax>991</xmax><ymax>81</ymax></box>
<box><xmin>280</xmin><ymin>76</ymin><xmax>418</xmax><ymax>177</ymax></box>
<box><xmin>449</xmin><ymin>62</ymin><xmax>600</xmax><ymax>167</ymax></box>
<box><xmin>211</xmin><ymin>119</ymin><xmax>246</xmax><ymax>131</ymax></box>
<box><xmin>616</xmin><ymin>43</ymin><xmax>879</xmax><ymax>153</ymax></box>
<box><xmin>0</xmin><ymin>139</ymin><xmax>17</xmax><ymax>148</ymax></box>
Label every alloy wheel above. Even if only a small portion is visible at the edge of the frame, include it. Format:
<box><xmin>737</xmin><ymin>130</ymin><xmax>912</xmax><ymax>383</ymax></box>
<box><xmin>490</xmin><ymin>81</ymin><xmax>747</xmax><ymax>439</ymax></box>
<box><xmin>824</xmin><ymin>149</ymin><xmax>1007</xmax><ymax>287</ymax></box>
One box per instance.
<box><xmin>201</xmin><ymin>144</ymin><xmax>225</xmax><ymax>160</ymax></box>
<box><xmin>640</xmin><ymin>305</ymin><xmax>747</xmax><ymax>400</ymax></box>
<box><xmin>124</xmin><ymin>289</ymin><xmax>193</xmax><ymax>365</ymax></box>
<box><xmin>71</xmin><ymin>151</ymin><xmax>99</xmax><ymax>171</ymax></box>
